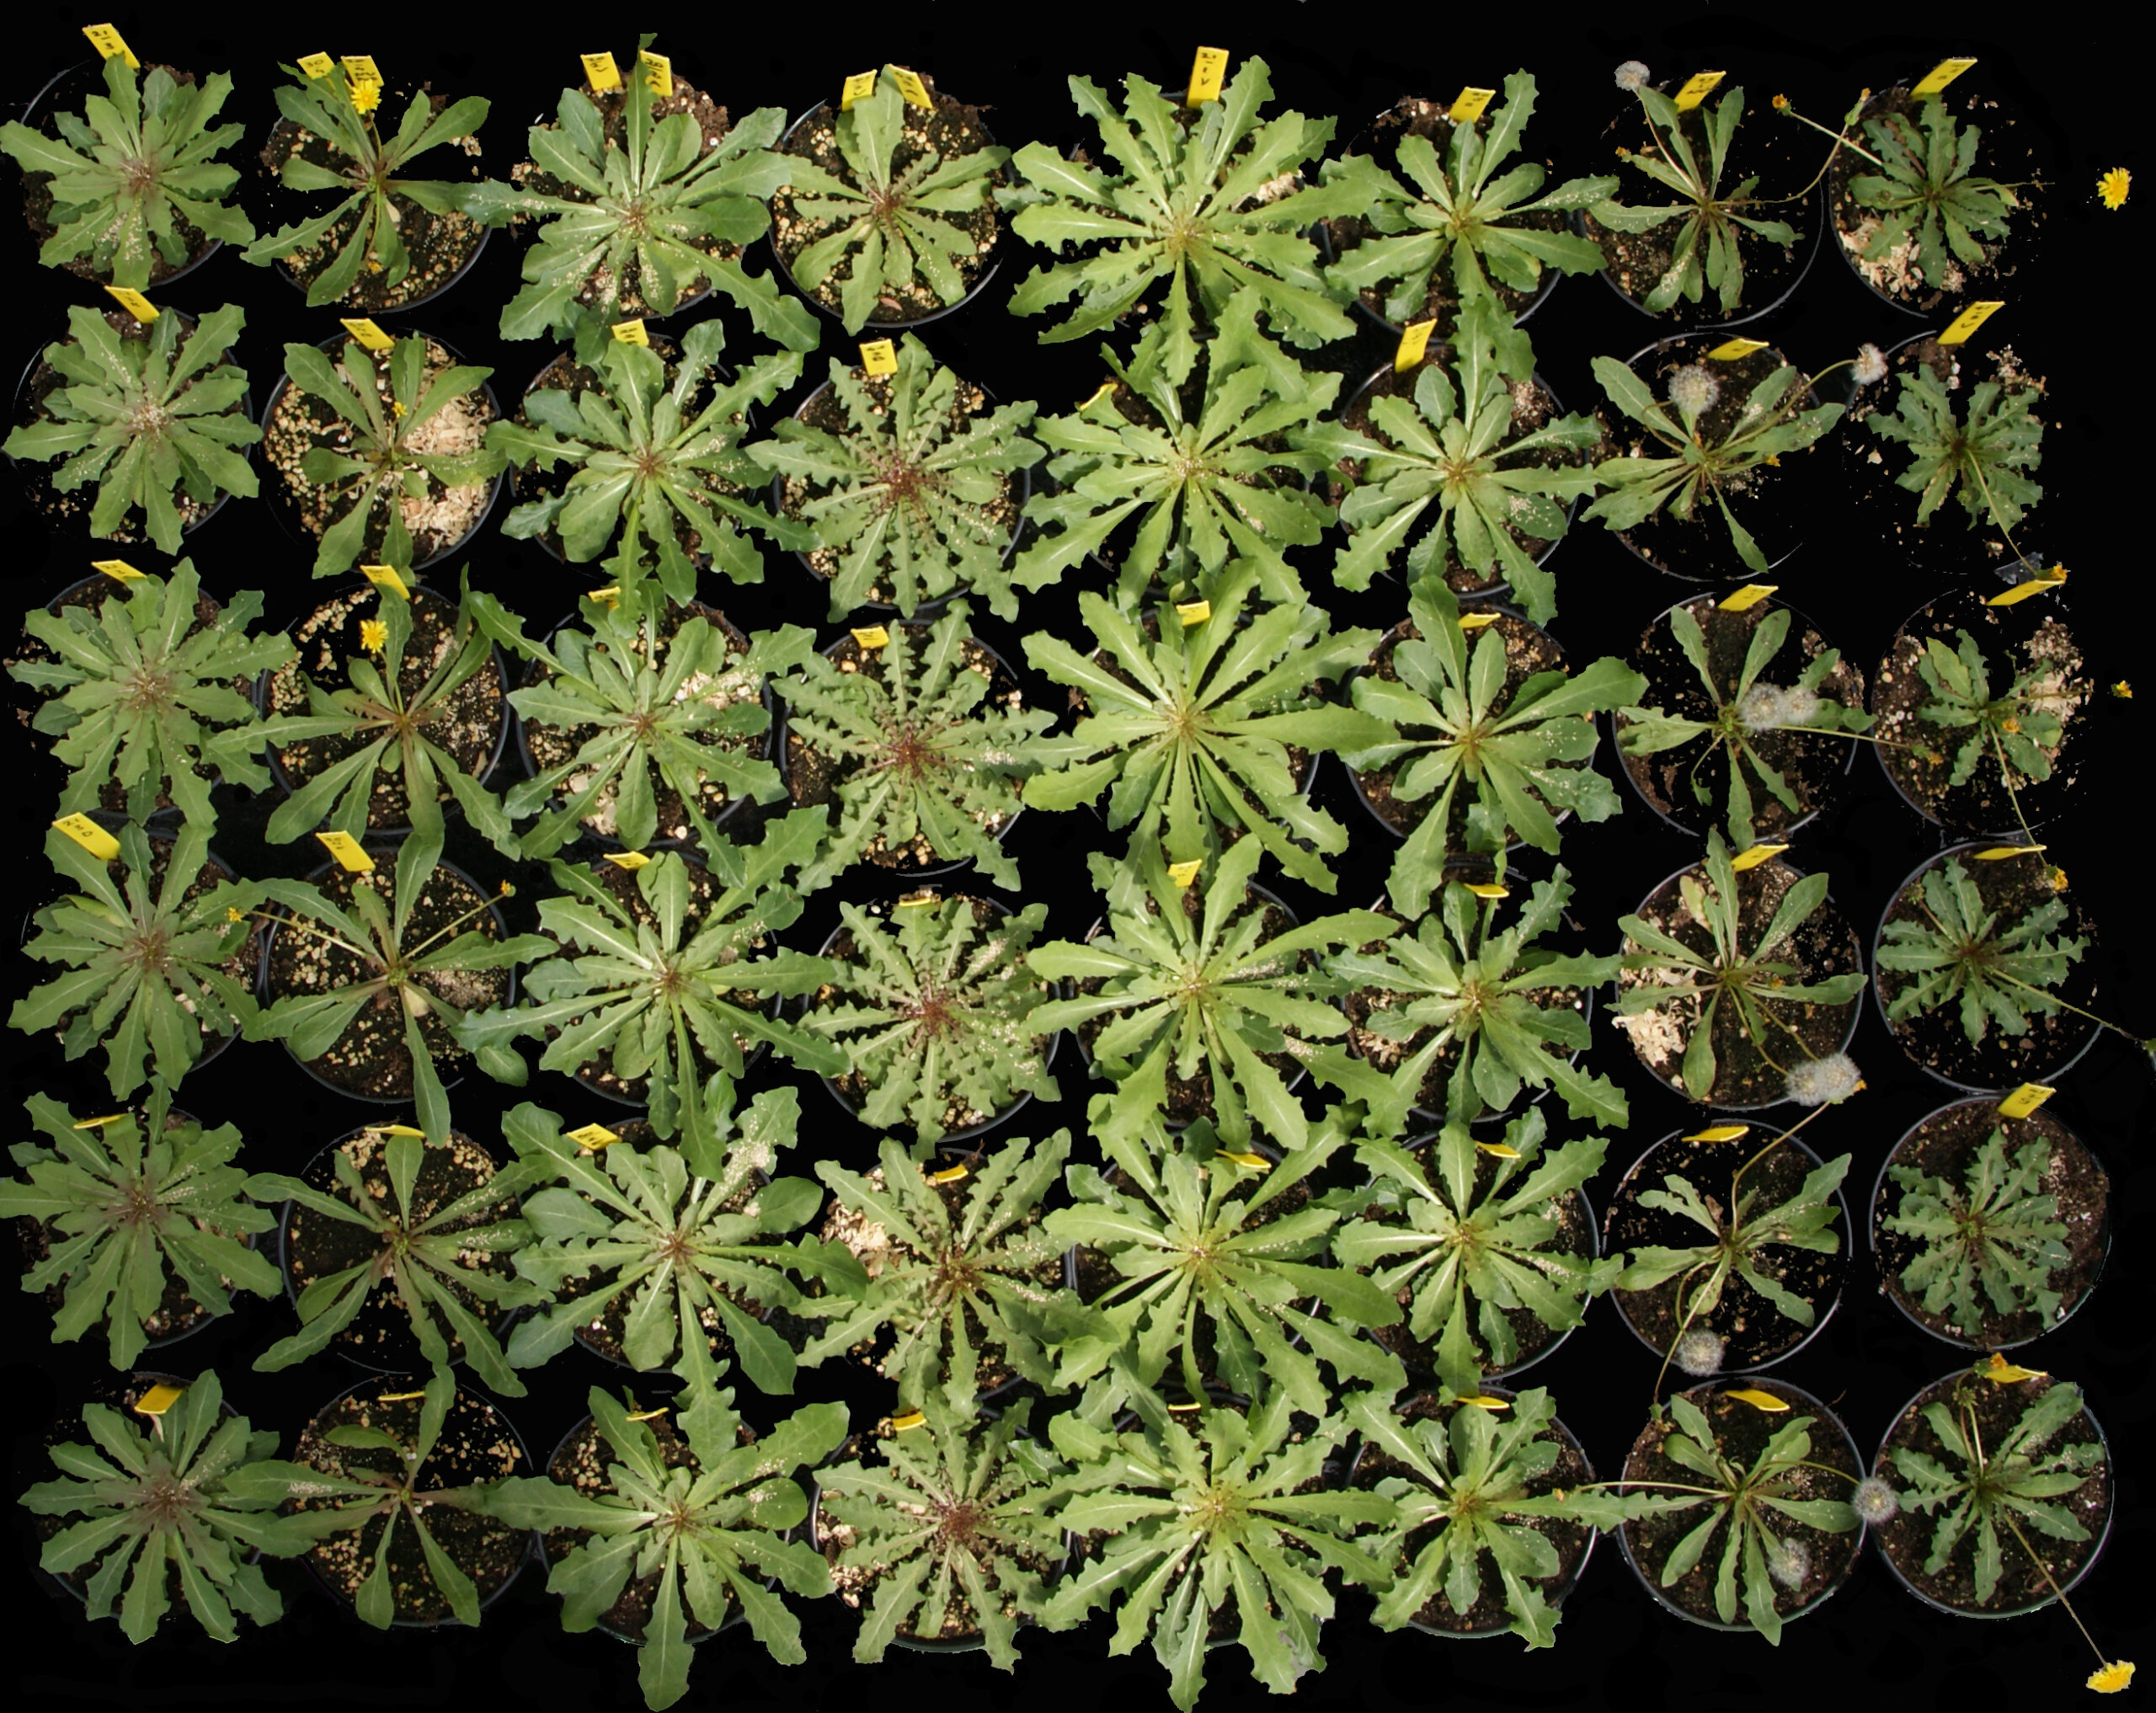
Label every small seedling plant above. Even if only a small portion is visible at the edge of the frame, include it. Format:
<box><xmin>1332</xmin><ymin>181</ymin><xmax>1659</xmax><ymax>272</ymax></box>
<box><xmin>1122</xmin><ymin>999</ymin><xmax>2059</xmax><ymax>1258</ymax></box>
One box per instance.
<box><xmin>1342</xmin><ymin>578</ymin><xmax>1643</xmax><ymax>905</ymax></box>
<box><xmin>1335</xmin><ymin>1113</ymin><xmax>1621</xmax><ymax>1395</ymax></box>
<box><xmin>3</xmin><ymin>303</ymin><xmax>261</xmax><ymax>551</ymax></box>
<box><xmin>749</xmin><ymin>337</ymin><xmax>1043</xmax><ymax>619</ymax></box>
<box><xmin>243</xmin><ymin>62</ymin><xmax>488</xmax><ymax>307</ymax></box>
<box><xmin>486</xmin><ymin>321</ymin><xmax>812</xmax><ymax>602</ymax></box>
<box><xmin>1043</xmin><ymin>1388</ymin><xmax>1395</xmax><ymax>1710</ymax></box>
<box><xmin>12</xmin><ymin>818</ymin><xmax>262</xmax><ymax>1099</ymax></box>
<box><xmin>800</xmin><ymin>1131</ymin><xmax>1084</xmax><ymax>1408</ymax></box>
<box><xmin>244</xmin><ymin>1126</ymin><xmax>542</xmax><ymax>1393</ymax></box>
<box><xmin>21</xmin><ymin>1371</ymin><xmax>291</xmax><ymax>1641</ymax></box>
<box><xmin>1875</xmin><ymin>856</ymin><xmax>2086</xmax><ymax>1046</ymax></box>
<box><xmin>484</xmin><ymin>1384</ymin><xmax>847</xmax><ymax>1709</ymax></box>
<box><xmin>0</xmin><ymin>54</ymin><xmax>253</xmax><ymax>286</ymax></box>
<box><xmin>796</xmin><ymin>896</ymin><xmax>1062</xmax><ymax>1153</ymax></box>
<box><xmin>773</xmin><ymin>68</ymin><xmax>1011</xmax><ymax>331</ymax></box>
<box><xmin>0</xmin><ymin>1088</ymin><xmax>278</xmax><ymax>1369</ymax></box>
<box><xmin>1866</xmin><ymin>360</ymin><xmax>2043</xmax><ymax>541</ymax></box>
<box><xmin>1883</xmin><ymin>1127</ymin><xmax>2073</xmax><ymax>1334</ymax></box>
<box><xmin>1021</xmin><ymin>560</ymin><xmax>1388</xmax><ymax>895</ymax></box>
<box><xmin>1295</xmin><ymin>302</ymin><xmax>1600</xmax><ymax>622</ymax></box>
<box><xmin>1617</xmin><ymin>601</ymin><xmax>1874</xmax><ymax>850</ymax></box>
<box><xmin>1321</xmin><ymin>71</ymin><xmax>1617</xmax><ymax>321</ymax></box>
<box><xmin>1004</xmin><ymin>56</ymin><xmax>1369</xmax><ymax>381</ymax></box>
<box><xmin>11</xmin><ymin>560</ymin><xmax>291</xmax><ymax>825</ymax></box>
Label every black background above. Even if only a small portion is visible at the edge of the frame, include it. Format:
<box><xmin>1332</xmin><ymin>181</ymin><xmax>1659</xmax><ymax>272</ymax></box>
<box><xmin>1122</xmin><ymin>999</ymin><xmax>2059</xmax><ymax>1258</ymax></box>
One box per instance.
<box><xmin>4</xmin><ymin>3</ymin><xmax>2148</xmax><ymax>1709</ymax></box>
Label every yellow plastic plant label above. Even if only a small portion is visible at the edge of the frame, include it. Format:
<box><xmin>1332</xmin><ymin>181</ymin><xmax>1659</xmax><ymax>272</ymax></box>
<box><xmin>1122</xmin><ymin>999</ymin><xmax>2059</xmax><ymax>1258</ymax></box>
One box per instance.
<box><xmin>102</xmin><ymin>286</ymin><xmax>157</xmax><ymax>322</ymax></box>
<box><xmin>841</xmin><ymin>70</ymin><xmax>878</xmax><ymax>110</ymax></box>
<box><xmin>297</xmin><ymin>52</ymin><xmax>335</xmax><ymax>79</ymax></box>
<box><xmin>601</xmin><ymin>851</ymin><xmax>651</xmax><ymax>870</ymax></box>
<box><xmin>91</xmin><ymin>558</ymin><xmax>146</xmax><ymax>582</ymax></box>
<box><xmin>1166</xmin><ymin>1399</ymin><xmax>1203</xmax><ymax>1411</ymax></box>
<box><xmin>133</xmin><ymin>1383</ymin><xmax>184</xmax><ymax>1417</ymax></box>
<box><xmin>889</xmin><ymin>66</ymin><xmax>933</xmax><ymax>109</ymax></box>
<box><xmin>1974</xmin><ymin>843</ymin><xmax>2047</xmax><ymax>860</ymax></box>
<box><xmin>582</xmin><ymin>52</ymin><xmax>622</xmax><ymax>92</ymax></box>
<box><xmin>1465</xmin><ymin>883</ymin><xmax>1510</xmax><ymax>899</ymax></box>
<box><xmin>1458</xmin><ymin>1395</ymin><xmax>1511</xmax><ymax>1411</ymax></box>
<box><xmin>1176</xmin><ymin>600</ymin><xmax>1211</xmax><ymax>626</ymax></box>
<box><xmin>1078</xmin><ymin>380</ymin><xmax>1117</xmax><ymax>411</ymax></box>
<box><xmin>626</xmin><ymin>1405</ymin><xmax>668</xmax><ymax>1421</ymax></box>
<box><xmin>896</xmin><ymin>890</ymin><xmax>939</xmax><ymax>909</ymax></box>
<box><xmin>611</xmin><ymin>318</ymin><xmax>648</xmax><ymax>345</ymax></box>
<box><xmin>1458</xmin><ymin>611</ymin><xmax>1502</xmax><ymax>632</ymax></box>
<box><xmin>850</xmin><ymin>626</ymin><xmax>890</xmax><ymax>650</ymax></box>
<box><xmin>339</xmin><ymin>317</ymin><xmax>395</xmax><ymax>352</ymax></box>
<box><xmin>1731</xmin><ymin>842</ymin><xmax>1789</xmax><ymax>872</ymax></box>
<box><xmin>1672</xmin><ymin>71</ymin><xmax>1726</xmax><ymax>112</ymax></box>
<box><xmin>358</xmin><ymin>564</ymin><xmax>409</xmax><ymax>600</ymax></box>
<box><xmin>889</xmin><ymin>1410</ymin><xmax>927</xmax><ymax>1431</ymax></box>
<box><xmin>376</xmin><ymin>1389</ymin><xmax>426</xmax><ymax>1403</ymax></box>
<box><xmin>1911</xmin><ymin>56</ymin><xmax>1978</xmax><ymax>98</ymax></box>
<box><xmin>1997</xmin><ymin>1083</ymin><xmax>2057</xmax><ymax>1118</ymax></box>
<box><xmin>1719</xmin><ymin>583</ymin><xmax>1778</xmax><ymax>611</ymax></box>
<box><xmin>586</xmin><ymin>586</ymin><xmax>620</xmax><ymax>608</ymax></box>
<box><xmin>1447</xmin><ymin>87</ymin><xmax>1496</xmax><ymax>124</ymax></box>
<box><xmin>568</xmin><ymin>1123</ymin><xmax>621</xmax><ymax>1150</ymax></box>
<box><xmin>858</xmin><ymin>339</ymin><xmax>898</xmax><ymax>376</ymax></box>
<box><xmin>1981</xmin><ymin>1353</ymin><xmax>2047</xmax><ymax>1383</ymax></box>
<box><xmin>1219</xmin><ymin>1150</ymin><xmax>1273</xmax><ymax>1171</ymax></box>
<box><xmin>72</xmin><ymin>1113</ymin><xmax>125</xmax><ymax>1129</ymax></box>
<box><xmin>1724</xmin><ymin>1388</ymin><xmax>1790</xmax><ymax>1412</ymax></box>
<box><xmin>1166</xmin><ymin>858</ymin><xmax>1203</xmax><ymax>889</ymax></box>
<box><xmin>1683</xmin><ymin>1123</ymin><xmax>1752</xmax><ymax>1143</ymax></box>
<box><xmin>1476</xmin><ymin>1141</ymin><xmax>1521</xmax><ymax>1159</ymax></box>
<box><xmin>1394</xmin><ymin>318</ymin><xmax>1436</xmax><ymax>372</ymax></box>
<box><xmin>51</xmin><ymin>814</ymin><xmax>120</xmax><ymax>860</ymax></box>
<box><xmin>1187</xmin><ymin>47</ymin><xmax>1230</xmax><ymax>106</ymax></box>
<box><xmin>314</xmin><ymin>830</ymin><xmax>376</xmax><ymax>872</ymax></box>
<box><xmin>1986</xmin><ymin>568</ymin><xmax>2066</xmax><ymax>606</ymax></box>
<box><xmin>926</xmin><ymin>1164</ymin><xmax>969</xmax><ymax>1184</ymax></box>
<box><xmin>373</xmin><ymin>1123</ymin><xmax>426</xmax><ymax>1138</ymax></box>
<box><xmin>1937</xmin><ymin>300</ymin><xmax>2004</xmax><ymax>344</ymax></box>
<box><xmin>82</xmin><ymin>24</ymin><xmax>138</xmax><ymax>67</ymax></box>
<box><xmin>1706</xmin><ymin>336</ymin><xmax>1769</xmax><ymax>360</ymax></box>
<box><xmin>638</xmin><ymin>50</ymin><xmax>671</xmax><ymax>97</ymax></box>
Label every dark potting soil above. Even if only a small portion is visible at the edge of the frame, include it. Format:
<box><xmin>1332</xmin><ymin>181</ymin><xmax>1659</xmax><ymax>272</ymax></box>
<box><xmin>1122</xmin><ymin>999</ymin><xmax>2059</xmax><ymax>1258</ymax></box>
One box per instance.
<box><xmin>259</xmin><ymin>89</ymin><xmax>488</xmax><ymax>310</ymax></box>
<box><xmin>1604</xmin><ymin>1135</ymin><xmax>1847</xmax><ymax>1369</ymax></box>
<box><xmin>1321</xmin><ymin>97</ymin><xmax>1571</xmax><ymax>334</ymax></box>
<box><xmin>12</xmin><ymin>310</ymin><xmax>245</xmax><ymax>541</ymax></box>
<box><xmin>783</xmin><ymin>631</ymin><xmax>1027</xmax><ymax>871</ymax></box>
<box><xmin>263</xmin><ymin>858</ymin><xmax>512</xmax><ymax>1099</ymax></box>
<box><xmin>509</xmin><ymin>74</ymin><xmax>742</xmax><ymax>318</ymax></box>
<box><xmin>1870</xmin><ymin>586</ymin><xmax>2085</xmax><ymax>834</ymax></box>
<box><xmin>1620</xmin><ymin>1381</ymin><xmax>1862</xmax><ymax>1629</ymax></box>
<box><xmin>520</xmin><ymin>600</ymin><xmax>771</xmax><ymax>846</ymax></box>
<box><xmin>1614</xmin><ymin>596</ymin><xmax>1865</xmax><ymax>840</ymax></box>
<box><xmin>1614</xmin><ymin>856</ymin><xmax>1863</xmax><ymax>1107</ymax></box>
<box><xmin>261</xmin><ymin>338</ymin><xmax>499</xmax><ymax>567</ymax></box>
<box><xmin>777</xmin><ymin>369</ymin><xmax>1022</xmax><ymax>606</ymax></box>
<box><xmin>1875</xmin><ymin>850</ymin><xmax>2099</xmax><ymax>1090</ymax></box>
<box><xmin>1871</xmin><ymin>1370</ymin><xmax>2111</xmax><ymax>1614</ymax></box>
<box><xmin>1827</xmin><ymin>85</ymin><xmax>2041</xmax><ymax>314</ymax></box>
<box><xmin>283</xmin><ymin>1129</ymin><xmax>522</xmax><ymax>1369</ymax></box>
<box><xmin>262</xmin><ymin>584</ymin><xmax>509</xmax><ymax>831</ymax></box>
<box><xmin>1349</xmin><ymin>613</ymin><xmax>1568</xmax><ymax>848</ymax></box>
<box><xmin>1351</xmin><ymin>1388</ymin><xmax>1594</xmax><ymax>1633</ymax></box>
<box><xmin>1605</xmin><ymin>339</ymin><xmax>1815</xmax><ymax>579</ymax></box>
<box><xmin>290</xmin><ymin>1380</ymin><xmax>528</xmax><ymax>1624</ymax></box>
<box><xmin>18</xmin><ymin>64</ymin><xmax>216</xmax><ymax>286</ymax></box>
<box><xmin>770</xmin><ymin>81</ymin><xmax>1005</xmax><ymax>323</ymax></box>
<box><xmin>1870</xmin><ymin>1100</ymin><xmax>2109</xmax><ymax>1348</ymax></box>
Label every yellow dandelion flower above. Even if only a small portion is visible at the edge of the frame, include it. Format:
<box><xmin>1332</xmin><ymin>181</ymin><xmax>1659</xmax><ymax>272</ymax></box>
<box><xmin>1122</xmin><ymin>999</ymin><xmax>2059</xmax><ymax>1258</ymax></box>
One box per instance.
<box><xmin>391</xmin><ymin>399</ymin><xmax>406</xmax><ymax>418</ymax></box>
<box><xmin>1982</xmin><ymin>1353</ymin><xmax>2048</xmax><ymax>1383</ymax></box>
<box><xmin>360</xmin><ymin>618</ymin><xmax>387</xmax><ymax>653</ymax></box>
<box><xmin>1772</xmin><ymin>93</ymin><xmax>1790</xmax><ymax>111</ymax></box>
<box><xmin>2112</xmin><ymin>680</ymin><xmax>2132</xmax><ymax>699</ymax></box>
<box><xmin>2097</xmin><ymin>168</ymin><xmax>2131</xmax><ymax>211</ymax></box>
<box><xmin>226</xmin><ymin>906</ymin><xmax>244</xmax><ymax>923</ymax></box>
<box><xmin>2051</xmin><ymin>866</ymin><xmax>2071</xmax><ymax>893</ymax></box>
<box><xmin>498</xmin><ymin>881</ymin><xmax>516</xmax><ymax>898</ymax></box>
<box><xmin>2089</xmin><ymin>1662</ymin><xmax>2135</xmax><ymax>1694</ymax></box>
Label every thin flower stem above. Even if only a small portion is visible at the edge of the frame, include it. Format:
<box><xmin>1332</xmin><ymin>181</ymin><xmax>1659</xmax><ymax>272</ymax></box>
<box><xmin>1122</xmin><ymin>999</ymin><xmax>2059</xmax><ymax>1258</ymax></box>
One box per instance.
<box><xmin>1997</xmin><ymin>1507</ymin><xmax>2111</xmax><ymax>1670</ymax></box>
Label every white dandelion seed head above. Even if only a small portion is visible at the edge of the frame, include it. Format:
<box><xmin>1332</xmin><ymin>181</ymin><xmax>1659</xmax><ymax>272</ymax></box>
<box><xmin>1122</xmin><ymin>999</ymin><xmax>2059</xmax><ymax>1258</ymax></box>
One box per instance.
<box><xmin>1767</xmin><ymin>1536</ymin><xmax>1812</xmax><ymax>1590</ymax></box>
<box><xmin>1738</xmin><ymin>683</ymin><xmax>1790</xmax><ymax>732</ymax></box>
<box><xmin>1778</xmin><ymin>686</ymin><xmax>1821</xmax><ymax>725</ymax></box>
<box><xmin>1854</xmin><ymin>344</ymin><xmax>1888</xmax><ymax>387</ymax></box>
<box><xmin>1785</xmin><ymin>1052</ymin><xmax>1863</xmax><ymax>1107</ymax></box>
<box><xmin>1668</xmin><ymin>365</ymin><xmax>1721</xmax><ymax>420</ymax></box>
<box><xmin>1851</xmin><ymin>1476</ymin><xmax>1901</xmax><ymax>1525</ymax></box>
<box><xmin>1673</xmin><ymin>1327</ymin><xmax>1726</xmax><ymax>1376</ymax></box>
<box><xmin>1616</xmin><ymin>61</ymin><xmax>1651</xmax><ymax>92</ymax></box>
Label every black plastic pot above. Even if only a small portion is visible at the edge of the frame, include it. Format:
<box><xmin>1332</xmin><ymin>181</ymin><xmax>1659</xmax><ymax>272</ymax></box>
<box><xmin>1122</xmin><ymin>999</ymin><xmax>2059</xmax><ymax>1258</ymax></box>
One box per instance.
<box><xmin>1866</xmin><ymin>1096</ymin><xmax>2111</xmax><ymax>1352</ymax></box>
<box><xmin>1604</xmin><ymin>1129</ymin><xmax>1852</xmax><ymax>1374</ymax></box>
<box><xmin>1870</xmin><ymin>841</ymin><xmax>2101</xmax><ymax>1097</ymax></box>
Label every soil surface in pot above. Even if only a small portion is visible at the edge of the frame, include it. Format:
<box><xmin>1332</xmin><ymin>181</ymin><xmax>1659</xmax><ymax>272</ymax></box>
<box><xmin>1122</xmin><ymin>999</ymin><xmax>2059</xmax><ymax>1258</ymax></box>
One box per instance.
<box><xmin>262</xmin><ymin>337</ymin><xmax>499</xmax><ymax>566</ymax></box>
<box><xmin>1620</xmin><ymin>1381</ymin><xmax>1861</xmax><ymax>1630</ymax></box>
<box><xmin>770</xmin><ymin>82</ymin><xmax>1004</xmax><ymax>323</ymax></box>
<box><xmin>1352</xmin><ymin>1388</ymin><xmax>1594</xmax><ymax>1632</ymax></box>
<box><xmin>784</xmin><ymin>630</ymin><xmax>1027</xmax><ymax>872</ymax></box>
<box><xmin>290</xmin><ymin>1380</ymin><xmax>527</xmax><ymax>1624</ymax></box>
<box><xmin>520</xmin><ymin>601</ymin><xmax>769</xmax><ymax>846</ymax></box>
<box><xmin>264</xmin><ymin>858</ymin><xmax>511</xmax><ymax>1099</ymax></box>
<box><xmin>1605</xmin><ymin>1135</ymin><xmax>1846</xmax><ymax>1369</ymax></box>
<box><xmin>1614</xmin><ymin>857</ymin><xmax>1863</xmax><ymax>1107</ymax></box>
<box><xmin>263</xmin><ymin>584</ymin><xmax>508</xmax><ymax>831</ymax></box>
<box><xmin>1871</xmin><ymin>1100</ymin><xmax>2109</xmax><ymax>1347</ymax></box>
<box><xmin>1872</xmin><ymin>1369</ymin><xmax>2111</xmax><ymax>1613</ymax></box>
<box><xmin>259</xmin><ymin>89</ymin><xmax>487</xmax><ymax>310</ymax></box>
<box><xmin>1615</xmin><ymin>596</ymin><xmax>1865</xmax><ymax>840</ymax></box>
<box><xmin>283</xmin><ymin>1128</ymin><xmax>522</xmax><ymax>1369</ymax></box>
<box><xmin>1876</xmin><ymin>850</ymin><xmax>2098</xmax><ymax>1090</ymax></box>
<box><xmin>1870</xmin><ymin>587</ymin><xmax>2085</xmax><ymax>833</ymax></box>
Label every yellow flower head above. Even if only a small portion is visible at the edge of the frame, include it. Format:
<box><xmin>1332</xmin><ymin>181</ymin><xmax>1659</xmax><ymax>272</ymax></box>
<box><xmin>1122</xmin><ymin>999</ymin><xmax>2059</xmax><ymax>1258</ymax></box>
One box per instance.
<box><xmin>2089</xmin><ymin>1662</ymin><xmax>2135</xmax><ymax>1694</ymax></box>
<box><xmin>2098</xmin><ymin>168</ymin><xmax>2132</xmax><ymax>211</ymax></box>
<box><xmin>1772</xmin><ymin>93</ymin><xmax>1790</xmax><ymax>110</ymax></box>
<box><xmin>2112</xmin><ymin>680</ymin><xmax>2133</xmax><ymax>699</ymax></box>
<box><xmin>360</xmin><ymin>618</ymin><xmax>388</xmax><ymax>654</ymax></box>
<box><xmin>226</xmin><ymin>905</ymin><xmax>244</xmax><ymax>923</ymax></box>
<box><xmin>2051</xmin><ymin>866</ymin><xmax>2071</xmax><ymax>893</ymax></box>
<box><xmin>498</xmin><ymin>881</ymin><xmax>516</xmax><ymax>898</ymax></box>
